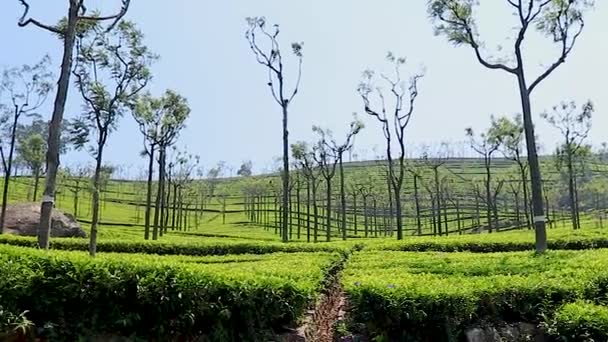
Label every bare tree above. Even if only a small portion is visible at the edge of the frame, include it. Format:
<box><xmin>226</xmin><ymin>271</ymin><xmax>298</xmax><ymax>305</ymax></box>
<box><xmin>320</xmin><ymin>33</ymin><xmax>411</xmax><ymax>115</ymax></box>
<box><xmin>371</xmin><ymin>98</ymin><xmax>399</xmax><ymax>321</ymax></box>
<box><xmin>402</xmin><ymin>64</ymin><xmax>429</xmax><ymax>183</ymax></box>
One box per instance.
<box><xmin>246</xmin><ymin>17</ymin><xmax>303</xmax><ymax>243</ymax></box>
<box><xmin>542</xmin><ymin>100</ymin><xmax>593</xmax><ymax>230</ymax></box>
<box><xmin>320</xmin><ymin>117</ymin><xmax>364</xmax><ymax>240</ymax></box>
<box><xmin>69</xmin><ymin>21</ymin><xmax>155</xmax><ymax>256</ymax></box>
<box><xmin>312</xmin><ymin>130</ymin><xmax>339</xmax><ymax>242</ymax></box>
<box><xmin>429</xmin><ymin>0</ymin><xmax>593</xmax><ymax>253</ymax></box>
<box><xmin>0</xmin><ymin>57</ymin><xmax>53</xmax><ymax>232</ymax></box>
<box><xmin>17</xmin><ymin>0</ymin><xmax>132</xmax><ymax>250</ymax></box>
<box><xmin>466</xmin><ymin>126</ymin><xmax>500</xmax><ymax>233</ymax></box>
<box><xmin>292</xmin><ymin>142</ymin><xmax>322</xmax><ymax>242</ymax></box>
<box><xmin>358</xmin><ymin>52</ymin><xmax>424</xmax><ymax>240</ymax></box>
<box><xmin>421</xmin><ymin>143</ymin><xmax>450</xmax><ymax>236</ymax></box>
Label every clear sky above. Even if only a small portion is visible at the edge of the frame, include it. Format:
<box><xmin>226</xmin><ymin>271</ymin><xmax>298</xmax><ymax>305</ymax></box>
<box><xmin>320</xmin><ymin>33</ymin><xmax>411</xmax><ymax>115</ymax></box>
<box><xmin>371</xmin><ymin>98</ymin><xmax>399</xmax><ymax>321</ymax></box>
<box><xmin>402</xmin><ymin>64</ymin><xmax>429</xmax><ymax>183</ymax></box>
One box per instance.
<box><xmin>1</xmin><ymin>1</ymin><xmax>606</xmax><ymax>176</ymax></box>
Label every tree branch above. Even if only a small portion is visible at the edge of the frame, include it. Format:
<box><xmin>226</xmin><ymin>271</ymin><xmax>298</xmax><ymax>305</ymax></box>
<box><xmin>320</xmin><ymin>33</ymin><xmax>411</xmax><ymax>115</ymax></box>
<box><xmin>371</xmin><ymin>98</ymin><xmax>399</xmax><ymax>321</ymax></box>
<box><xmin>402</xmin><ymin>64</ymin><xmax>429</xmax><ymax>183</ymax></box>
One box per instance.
<box><xmin>17</xmin><ymin>0</ymin><xmax>63</xmax><ymax>34</ymax></box>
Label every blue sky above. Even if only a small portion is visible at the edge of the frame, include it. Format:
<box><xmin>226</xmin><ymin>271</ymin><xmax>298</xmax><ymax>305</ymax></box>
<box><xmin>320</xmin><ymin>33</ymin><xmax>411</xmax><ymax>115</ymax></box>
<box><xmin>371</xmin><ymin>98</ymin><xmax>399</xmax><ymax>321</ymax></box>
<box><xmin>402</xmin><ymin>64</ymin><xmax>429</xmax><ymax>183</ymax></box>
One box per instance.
<box><xmin>1</xmin><ymin>1</ymin><xmax>606</xmax><ymax>176</ymax></box>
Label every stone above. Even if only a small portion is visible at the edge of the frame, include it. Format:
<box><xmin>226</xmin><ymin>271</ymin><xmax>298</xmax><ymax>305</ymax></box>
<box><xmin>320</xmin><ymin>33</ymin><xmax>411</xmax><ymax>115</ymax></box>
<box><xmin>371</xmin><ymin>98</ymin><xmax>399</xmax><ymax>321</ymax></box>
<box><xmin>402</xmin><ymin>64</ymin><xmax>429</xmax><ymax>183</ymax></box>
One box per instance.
<box><xmin>465</xmin><ymin>322</ymin><xmax>545</xmax><ymax>342</ymax></box>
<box><xmin>3</xmin><ymin>203</ymin><xmax>86</xmax><ymax>238</ymax></box>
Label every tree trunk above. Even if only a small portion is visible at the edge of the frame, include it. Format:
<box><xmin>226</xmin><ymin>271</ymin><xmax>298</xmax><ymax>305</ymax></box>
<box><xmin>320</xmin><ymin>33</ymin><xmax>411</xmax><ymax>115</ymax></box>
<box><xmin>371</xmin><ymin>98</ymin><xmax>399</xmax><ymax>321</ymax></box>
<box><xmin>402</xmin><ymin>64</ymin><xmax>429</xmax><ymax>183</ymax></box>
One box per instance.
<box><xmin>566</xmin><ymin>151</ymin><xmax>578</xmax><ymax>230</ymax></box>
<box><xmin>144</xmin><ymin>144</ymin><xmax>155</xmax><ymax>240</ymax></box>
<box><xmin>89</xmin><ymin>141</ymin><xmax>105</xmax><ymax>257</ymax></box>
<box><xmin>296</xmin><ymin>183</ymin><xmax>301</xmax><ymax>239</ymax></box>
<box><xmin>153</xmin><ymin>146</ymin><xmax>166</xmax><ymax>240</ymax></box>
<box><xmin>485</xmin><ymin>159</ymin><xmax>493</xmax><ymax>233</ymax></box>
<box><xmin>171</xmin><ymin>183</ymin><xmax>178</xmax><ymax>230</ymax></box>
<box><xmin>516</xmin><ymin>70</ymin><xmax>547</xmax><ymax>253</ymax></box>
<box><xmin>519</xmin><ymin>164</ymin><xmax>531</xmax><ymax>230</ymax></box>
<box><xmin>353</xmin><ymin>193</ymin><xmax>358</xmax><ymax>235</ymax></box>
<box><xmin>38</xmin><ymin>1</ymin><xmax>79</xmax><ymax>249</ymax></box>
<box><xmin>313</xmin><ymin>184</ymin><xmax>318</xmax><ymax>243</ymax></box>
<box><xmin>339</xmin><ymin>155</ymin><xmax>347</xmax><ymax>240</ymax></box>
<box><xmin>394</xmin><ymin>185</ymin><xmax>403</xmax><ymax>239</ymax></box>
<box><xmin>306</xmin><ymin>180</ymin><xmax>311</xmax><ymax>242</ymax></box>
<box><xmin>0</xmin><ymin>111</ymin><xmax>21</xmax><ymax>232</ymax></box>
<box><xmin>281</xmin><ymin>105</ymin><xmax>290</xmax><ymax>242</ymax></box>
<box><xmin>325</xmin><ymin>179</ymin><xmax>332</xmax><ymax>242</ymax></box>
<box><xmin>433</xmin><ymin>168</ymin><xmax>442</xmax><ymax>236</ymax></box>
<box><xmin>363</xmin><ymin>196</ymin><xmax>368</xmax><ymax>238</ymax></box>
<box><xmin>413</xmin><ymin>174</ymin><xmax>422</xmax><ymax>236</ymax></box>
<box><xmin>73</xmin><ymin>181</ymin><xmax>80</xmax><ymax>218</ymax></box>
<box><xmin>32</xmin><ymin>168</ymin><xmax>41</xmax><ymax>201</ymax></box>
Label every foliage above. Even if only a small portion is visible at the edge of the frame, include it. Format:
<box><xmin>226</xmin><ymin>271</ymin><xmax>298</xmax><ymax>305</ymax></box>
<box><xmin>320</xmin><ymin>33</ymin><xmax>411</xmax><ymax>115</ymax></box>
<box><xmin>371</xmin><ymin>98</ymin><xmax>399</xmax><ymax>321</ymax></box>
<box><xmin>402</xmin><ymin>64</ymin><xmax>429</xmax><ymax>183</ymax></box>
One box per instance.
<box><xmin>343</xmin><ymin>249</ymin><xmax>608</xmax><ymax>340</ymax></box>
<box><xmin>0</xmin><ymin>244</ymin><xmax>340</xmax><ymax>340</ymax></box>
<box><xmin>69</xmin><ymin>20</ymin><xmax>156</xmax><ymax>153</ymax></box>
<box><xmin>545</xmin><ymin>301</ymin><xmax>608</xmax><ymax>341</ymax></box>
<box><xmin>0</xmin><ymin>234</ymin><xmax>351</xmax><ymax>256</ymax></box>
<box><xmin>366</xmin><ymin>227</ymin><xmax>608</xmax><ymax>253</ymax></box>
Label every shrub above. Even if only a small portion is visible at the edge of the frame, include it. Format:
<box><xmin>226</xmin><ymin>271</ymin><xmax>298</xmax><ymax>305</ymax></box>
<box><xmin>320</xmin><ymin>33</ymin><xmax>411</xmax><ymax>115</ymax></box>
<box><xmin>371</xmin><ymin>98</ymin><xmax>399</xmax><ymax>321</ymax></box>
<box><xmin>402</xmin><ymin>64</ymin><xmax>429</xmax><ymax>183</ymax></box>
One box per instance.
<box><xmin>0</xmin><ymin>245</ymin><xmax>341</xmax><ymax>340</ymax></box>
<box><xmin>0</xmin><ymin>235</ymin><xmax>351</xmax><ymax>256</ymax></box>
<box><xmin>366</xmin><ymin>228</ymin><xmax>608</xmax><ymax>253</ymax></box>
<box><xmin>546</xmin><ymin>301</ymin><xmax>608</xmax><ymax>341</ymax></box>
<box><xmin>343</xmin><ymin>250</ymin><xmax>608</xmax><ymax>340</ymax></box>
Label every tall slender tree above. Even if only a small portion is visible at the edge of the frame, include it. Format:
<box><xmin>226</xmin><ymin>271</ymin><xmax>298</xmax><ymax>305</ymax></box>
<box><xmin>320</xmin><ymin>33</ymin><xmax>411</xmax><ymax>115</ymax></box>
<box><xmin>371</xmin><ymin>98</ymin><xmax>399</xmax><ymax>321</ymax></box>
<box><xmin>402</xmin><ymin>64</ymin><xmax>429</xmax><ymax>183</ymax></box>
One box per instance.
<box><xmin>292</xmin><ymin>142</ymin><xmax>322</xmax><ymax>242</ymax></box>
<box><xmin>312</xmin><ymin>130</ymin><xmax>339</xmax><ymax>242</ymax></box>
<box><xmin>17</xmin><ymin>0</ymin><xmax>132</xmax><ymax>250</ymax></box>
<box><xmin>0</xmin><ymin>57</ymin><xmax>53</xmax><ymax>232</ymax></box>
<box><xmin>542</xmin><ymin>101</ymin><xmax>593</xmax><ymax>230</ymax></box>
<box><xmin>429</xmin><ymin>0</ymin><xmax>593</xmax><ymax>253</ymax></box>
<box><xmin>466</xmin><ymin>126</ymin><xmax>500</xmax><ymax>233</ymax></box>
<box><xmin>358</xmin><ymin>52</ymin><xmax>424</xmax><ymax>240</ymax></box>
<box><xmin>246</xmin><ymin>17</ymin><xmax>303</xmax><ymax>243</ymax></box>
<box><xmin>319</xmin><ymin>118</ymin><xmax>364</xmax><ymax>240</ymax></box>
<box><xmin>490</xmin><ymin>115</ymin><xmax>531</xmax><ymax>229</ymax></box>
<box><xmin>69</xmin><ymin>21</ymin><xmax>155</xmax><ymax>256</ymax></box>
<box><xmin>132</xmin><ymin>91</ymin><xmax>190</xmax><ymax>240</ymax></box>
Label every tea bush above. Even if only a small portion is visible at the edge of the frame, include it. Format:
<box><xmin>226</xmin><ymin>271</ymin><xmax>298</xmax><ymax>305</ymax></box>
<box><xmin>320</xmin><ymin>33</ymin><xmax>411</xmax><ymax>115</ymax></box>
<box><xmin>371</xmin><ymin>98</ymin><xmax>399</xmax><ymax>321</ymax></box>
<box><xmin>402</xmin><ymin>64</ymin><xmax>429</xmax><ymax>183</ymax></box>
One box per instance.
<box><xmin>343</xmin><ymin>250</ymin><xmax>608</xmax><ymax>340</ymax></box>
<box><xmin>0</xmin><ymin>245</ymin><xmax>341</xmax><ymax>340</ymax></box>
<box><xmin>546</xmin><ymin>301</ymin><xmax>608</xmax><ymax>341</ymax></box>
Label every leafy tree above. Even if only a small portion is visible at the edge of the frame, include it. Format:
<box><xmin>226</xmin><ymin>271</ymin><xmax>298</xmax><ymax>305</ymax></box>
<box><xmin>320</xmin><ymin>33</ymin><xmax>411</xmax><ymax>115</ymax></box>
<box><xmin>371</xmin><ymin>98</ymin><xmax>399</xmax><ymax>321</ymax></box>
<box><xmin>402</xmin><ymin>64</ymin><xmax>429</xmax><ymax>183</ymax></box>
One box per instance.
<box><xmin>0</xmin><ymin>56</ymin><xmax>53</xmax><ymax>232</ymax></box>
<box><xmin>132</xmin><ymin>91</ymin><xmax>190</xmax><ymax>240</ymax></box>
<box><xmin>246</xmin><ymin>17</ymin><xmax>303</xmax><ymax>243</ymax></box>
<box><xmin>358</xmin><ymin>52</ymin><xmax>424</xmax><ymax>240</ymax></box>
<box><xmin>490</xmin><ymin>115</ymin><xmax>531</xmax><ymax>229</ymax></box>
<box><xmin>428</xmin><ymin>0</ymin><xmax>593</xmax><ymax>253</ymax></box>
<box><xmin>168</xmin><ymin>149</ymin><xmax>199</xmax><ymax>231</ymax></box>
<box><xmin>17</xmin><ymin>133</ymin><xmax>46</xmax><ymax>201</ymax></box>
<box><xmin>17</xmin><ymin>0</ymin><xmax>132</xmax><ymax>250</ymax></box>
<box><xmin>237</xmin><ymin>161</ymin><xmax>254</xmax><ymax>177</ymax></box>
<box><xmin>542</xmin><ymin>101</ymin><xmax>593</xmax><ymax>230</ymax></box>
<box><xmin>69</xmin><ymin>20</ymin><xmax>155</xmax><ymax>256</ymax></box>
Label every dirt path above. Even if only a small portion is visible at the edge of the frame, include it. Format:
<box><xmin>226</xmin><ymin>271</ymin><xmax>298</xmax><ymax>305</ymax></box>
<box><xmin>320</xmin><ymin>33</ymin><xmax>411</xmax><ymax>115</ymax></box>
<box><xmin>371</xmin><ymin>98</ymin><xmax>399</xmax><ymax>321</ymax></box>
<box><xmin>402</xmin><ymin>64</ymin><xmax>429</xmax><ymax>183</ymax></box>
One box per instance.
<box><xmin>305</xmin><ymin>267</ymin><xmax>347</xmax><ymax>342</ymax></box>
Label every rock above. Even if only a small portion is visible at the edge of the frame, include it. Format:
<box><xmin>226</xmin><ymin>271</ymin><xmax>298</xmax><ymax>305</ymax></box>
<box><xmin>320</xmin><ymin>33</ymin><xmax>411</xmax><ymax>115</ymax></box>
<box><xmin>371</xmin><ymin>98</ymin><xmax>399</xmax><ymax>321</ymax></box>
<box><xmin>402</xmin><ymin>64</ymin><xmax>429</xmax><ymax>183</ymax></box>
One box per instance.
<box><xmin>3</xmin><ymin>203</ymin><xmax>86</xmax><ymax>238</ymax></box>
<box><xmin>466</xmin><ymin>322</ymin><xmax>545</xmax><ymax>342</ymax></box>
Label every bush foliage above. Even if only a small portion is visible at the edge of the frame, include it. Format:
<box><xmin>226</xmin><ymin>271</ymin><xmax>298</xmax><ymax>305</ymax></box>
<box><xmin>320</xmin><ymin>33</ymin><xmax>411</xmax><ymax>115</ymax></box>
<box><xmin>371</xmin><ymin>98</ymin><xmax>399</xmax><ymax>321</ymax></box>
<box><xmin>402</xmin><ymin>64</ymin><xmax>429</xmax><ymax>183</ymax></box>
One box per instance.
<box><xmin>0</xmin><ymin>245</ymin><xmax>341</xmax><ymax>340</ymax></box>
<box><xmin>546</xmin><ymin>301</ymin><xmax>608</xmax><ymax>341</ymax></box>
<box><xmin>0</xmin><ymin>235</ymin><xmax>350</xmax><ymax>256</ymax></box>
<box><xmin>343</xmin><ymin>250</ymin><xmax>608</xmax><ymax>340</ymax></box>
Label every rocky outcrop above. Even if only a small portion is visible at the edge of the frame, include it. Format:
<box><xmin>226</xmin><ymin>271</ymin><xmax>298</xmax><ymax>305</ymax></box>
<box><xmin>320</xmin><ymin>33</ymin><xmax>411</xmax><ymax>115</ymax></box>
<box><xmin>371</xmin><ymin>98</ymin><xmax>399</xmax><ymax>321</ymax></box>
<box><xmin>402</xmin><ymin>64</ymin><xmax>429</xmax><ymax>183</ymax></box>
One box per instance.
<box><xmin>3</xmin><ymin>203</ymin><xmax>86</xmax><ymax>238</ymax></box>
